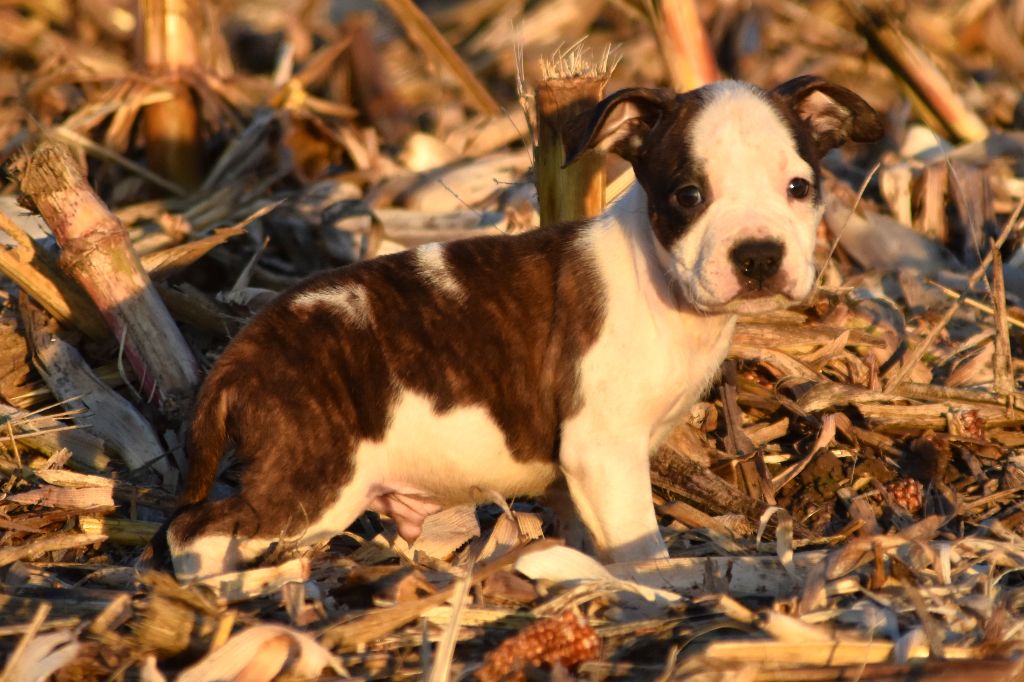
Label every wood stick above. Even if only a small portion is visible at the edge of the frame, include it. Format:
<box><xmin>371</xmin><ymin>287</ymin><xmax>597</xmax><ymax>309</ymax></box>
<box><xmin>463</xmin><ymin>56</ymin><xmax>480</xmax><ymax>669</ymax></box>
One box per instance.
<box><xmin>991</xmin><ymin>243</ymin><xmax>1015</xmax><ymax>396</ymax></box>
<box><xmin>658</xmin><ymin>500</ymin><xmax>740</xmax><ymax>538</ymax></box>
<box><xmin>0</xmin><ymin>531</ymin><xmax>107</xmax><ymax>567</ymax></box>
<box><xmin>926</xmin><ymin>279</ymin><xmax>1024</xmax><ymax>331</ymax></box>
<box><xmin>0</xmin><ymin>403</ymin><xmax>111</xmax><ymax>471</ymax></box>
<box><xmin>651</xmin><ymin>444</ymin><xmax>812</xmax><ymax>538</ymax></box>
<box><xmin>193</xmin><ymin>557</ymin><xmax>309</xmax><ymax>602</ymax></box>
<box><xmin>0</xmin><ymin>618</ymin><xmax>79</xmax><ymax>638</ymax></box>
<box><xmin>18</xmin><ymin>141</ymin><xmax>200</xmax><ymax>418</ymax></box>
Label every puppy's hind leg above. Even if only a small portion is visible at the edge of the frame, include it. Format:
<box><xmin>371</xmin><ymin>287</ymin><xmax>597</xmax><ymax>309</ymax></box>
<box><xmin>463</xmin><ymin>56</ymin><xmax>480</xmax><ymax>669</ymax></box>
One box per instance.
<box><xmin>166</xmin><ymin>497</ymin><xmax>276</xmax><ymax>582</ymax></box>
<box><xmin>296</xmin><ymin>475</ymin><xmax>380</xmax><ymax>550</ymax></box>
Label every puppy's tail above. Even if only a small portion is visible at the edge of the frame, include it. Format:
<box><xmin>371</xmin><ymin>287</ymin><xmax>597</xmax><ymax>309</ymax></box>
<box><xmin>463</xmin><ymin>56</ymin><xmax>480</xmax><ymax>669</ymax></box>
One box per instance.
<box><xmin>179</xmin><ymin>375</ymin><xmax>232</xmax><ymax>506</ymax></box>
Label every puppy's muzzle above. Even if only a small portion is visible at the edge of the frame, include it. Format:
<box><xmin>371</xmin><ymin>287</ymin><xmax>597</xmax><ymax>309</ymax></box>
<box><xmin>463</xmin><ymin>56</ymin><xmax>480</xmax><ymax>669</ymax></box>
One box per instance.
<box><xmin>729</xmin><ymin>239</ymin><xmax>785</xmax><ymax>294</ymax></box>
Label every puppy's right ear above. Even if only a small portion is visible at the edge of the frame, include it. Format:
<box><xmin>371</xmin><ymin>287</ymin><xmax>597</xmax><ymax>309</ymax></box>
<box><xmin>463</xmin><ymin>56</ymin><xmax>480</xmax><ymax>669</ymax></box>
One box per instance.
<box><xmin>771</xmin><ymin>76</ymin><xmax>884</xmax><ymax>157</ymax></box>
<box><xmin>562</xmin><ymin>88</ymin><xmax>674</xmax><ymax>167</ymax></box>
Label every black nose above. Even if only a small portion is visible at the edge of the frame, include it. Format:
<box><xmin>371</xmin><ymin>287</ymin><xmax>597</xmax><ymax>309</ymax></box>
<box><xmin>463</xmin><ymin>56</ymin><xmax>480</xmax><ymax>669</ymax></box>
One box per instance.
<box><xmin>729</xmin><ymin>239</ymin><xmax>784</xmax><ymax>287</ymax></box>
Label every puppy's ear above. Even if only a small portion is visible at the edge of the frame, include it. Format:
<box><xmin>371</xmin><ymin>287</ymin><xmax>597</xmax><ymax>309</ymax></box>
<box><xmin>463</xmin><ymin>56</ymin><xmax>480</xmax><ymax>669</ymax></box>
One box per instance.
<box><xmin>772</xmin><ymin>75</ymin><xmax>884</xmax><ymax>157</ymax></box>
<box><xmin>562</xmin><ymin>88</ymin><xmax>674</xmax><ymax>167</ymax></box>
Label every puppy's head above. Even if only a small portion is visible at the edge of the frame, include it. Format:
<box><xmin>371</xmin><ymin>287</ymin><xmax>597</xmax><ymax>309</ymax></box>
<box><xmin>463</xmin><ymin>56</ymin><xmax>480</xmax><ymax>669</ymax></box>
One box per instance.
<box><xmin>564</xmin><ymin>76</ymin><xmax>883</xmax><ymax>313</ymax></box>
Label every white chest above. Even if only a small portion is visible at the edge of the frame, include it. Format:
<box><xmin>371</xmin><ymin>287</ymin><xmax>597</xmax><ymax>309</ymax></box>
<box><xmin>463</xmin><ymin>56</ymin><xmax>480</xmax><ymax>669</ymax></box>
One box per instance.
<box><xmin>575</xmin><ymin>193</ymin><xmax>736</xmax><ymax>446</ymax></box>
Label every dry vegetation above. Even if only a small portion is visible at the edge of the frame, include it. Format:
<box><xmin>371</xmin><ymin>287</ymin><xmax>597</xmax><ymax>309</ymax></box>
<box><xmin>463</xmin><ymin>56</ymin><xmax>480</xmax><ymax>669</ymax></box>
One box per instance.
<box><xmin>2</xmin><ymin>0</ymin><xmax>1024</xmax><ymax>679</ymax></box>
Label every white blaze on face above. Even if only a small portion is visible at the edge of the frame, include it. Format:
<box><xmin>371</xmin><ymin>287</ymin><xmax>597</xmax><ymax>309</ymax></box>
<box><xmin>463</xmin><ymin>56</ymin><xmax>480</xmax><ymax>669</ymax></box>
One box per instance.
<box><xmin>673</xmin><ymin>81</ymin><xmax>823</xmax><ymax>312</ymax></box>
<box><xmin>415</xmin><ymin>242</ymin><xmax>468</xmax><ymax>302</ymax></box>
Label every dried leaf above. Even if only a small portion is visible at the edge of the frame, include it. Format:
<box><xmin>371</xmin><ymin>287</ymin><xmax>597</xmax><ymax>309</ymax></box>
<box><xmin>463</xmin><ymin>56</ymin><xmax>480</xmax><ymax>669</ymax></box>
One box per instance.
<box><xmin>176</xmin><ymin>624</ymin><xmax>346</xmax><ymax>682</ymax></box>
<box><xmin>1</xmin><ymin>630</ymin><xmax>81</xmax><ymax>682</ymax></box>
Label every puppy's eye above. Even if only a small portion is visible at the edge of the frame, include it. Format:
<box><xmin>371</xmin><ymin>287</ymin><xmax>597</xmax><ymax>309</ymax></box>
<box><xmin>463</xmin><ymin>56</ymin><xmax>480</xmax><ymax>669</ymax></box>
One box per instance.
<box><xmin>674</xmin><ymin>185</ymin><xmax>703</xmax><ymax>209</ymax></box>
<box><xmin>788</xmin><ymin>178</ymin><xmax>812</xmax><ymax>200</ymax></box>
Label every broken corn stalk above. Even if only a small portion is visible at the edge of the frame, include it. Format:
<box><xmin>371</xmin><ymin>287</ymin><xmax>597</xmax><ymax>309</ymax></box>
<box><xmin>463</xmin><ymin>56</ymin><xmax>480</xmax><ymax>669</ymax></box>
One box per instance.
<box><xmin>19</xmin><ymin>140</ymin><xmax>200</xmax><ymax>418</ymax></box>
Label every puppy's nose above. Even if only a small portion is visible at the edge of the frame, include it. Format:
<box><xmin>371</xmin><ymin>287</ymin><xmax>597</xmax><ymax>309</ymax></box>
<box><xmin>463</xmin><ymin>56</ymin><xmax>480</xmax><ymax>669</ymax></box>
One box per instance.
<box><xmin>729</xmin><ymin>239</ymin><xmax>784</xmax><ymax>287</ymax></box>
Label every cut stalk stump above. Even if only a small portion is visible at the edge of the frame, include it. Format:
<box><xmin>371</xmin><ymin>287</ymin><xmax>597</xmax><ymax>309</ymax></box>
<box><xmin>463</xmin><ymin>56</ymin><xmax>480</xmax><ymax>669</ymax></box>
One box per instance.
<box><xmin>535</xmin><ymin>45</ymin><xmax>616</xmax><ymax>227</ymax></box>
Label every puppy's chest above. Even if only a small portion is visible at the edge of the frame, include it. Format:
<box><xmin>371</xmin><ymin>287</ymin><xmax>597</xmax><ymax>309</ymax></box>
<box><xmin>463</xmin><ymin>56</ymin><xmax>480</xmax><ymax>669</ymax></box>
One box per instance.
<box><xmin>586</xmin><ymin>292</ymin><xmax>736</xmax><ymax>434</ymax></box>
<box><xmin>650</xmin><ymin>323</ymin><xmax>733</xmax><ymax>440</ymax></box>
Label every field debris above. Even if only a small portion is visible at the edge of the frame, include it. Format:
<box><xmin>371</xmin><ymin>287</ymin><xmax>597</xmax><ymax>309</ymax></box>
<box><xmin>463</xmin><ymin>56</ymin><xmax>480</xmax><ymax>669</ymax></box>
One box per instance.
<box><xmin>2</xmin><ymin>0</ymin><xmax>1024</xmax><ymax>679</ymax></box>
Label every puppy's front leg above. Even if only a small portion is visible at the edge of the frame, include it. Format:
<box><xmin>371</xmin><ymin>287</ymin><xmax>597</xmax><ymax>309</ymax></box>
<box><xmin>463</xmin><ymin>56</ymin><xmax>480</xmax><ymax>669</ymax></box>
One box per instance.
<box><xmin>559</xmin><ymin>434</ymin><xmax>668</xmax><ymax>563</ymax></box>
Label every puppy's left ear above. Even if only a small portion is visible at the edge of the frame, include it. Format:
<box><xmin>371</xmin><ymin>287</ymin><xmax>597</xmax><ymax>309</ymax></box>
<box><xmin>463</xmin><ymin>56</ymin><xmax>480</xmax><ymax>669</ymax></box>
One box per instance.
<box><xmin>561</xmin><ymin>87</ymin><xmax>675</xmax><ymax>167</ymax></box>
<box><xmin>772</xmin><ymin>75</ymin><xmax>884</xmax><ymax>157</ymax></box>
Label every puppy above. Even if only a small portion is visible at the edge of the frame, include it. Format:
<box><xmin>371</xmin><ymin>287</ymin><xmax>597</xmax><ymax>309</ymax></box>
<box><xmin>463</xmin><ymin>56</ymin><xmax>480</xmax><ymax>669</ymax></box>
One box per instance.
<box><xmin>166</xmin><ymin>76</ymin><xmax>882</xmax><ymax>581</ymax></box>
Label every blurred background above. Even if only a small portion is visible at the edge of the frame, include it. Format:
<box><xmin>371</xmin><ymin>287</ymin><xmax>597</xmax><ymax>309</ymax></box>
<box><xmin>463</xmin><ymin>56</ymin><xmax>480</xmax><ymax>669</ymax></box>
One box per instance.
<box><xmin>3</xmin><ymin>3</ymin><xmax>1024</xmax><ymax>679</ymax></box>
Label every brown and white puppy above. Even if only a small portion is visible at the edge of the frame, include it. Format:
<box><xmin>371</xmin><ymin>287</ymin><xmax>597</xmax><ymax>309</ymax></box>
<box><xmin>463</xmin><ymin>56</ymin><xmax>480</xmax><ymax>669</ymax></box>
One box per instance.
<box><xmin>166</xmin><ymin>76</ymin><xmax>882</xmax><ymax>581</ymax></box>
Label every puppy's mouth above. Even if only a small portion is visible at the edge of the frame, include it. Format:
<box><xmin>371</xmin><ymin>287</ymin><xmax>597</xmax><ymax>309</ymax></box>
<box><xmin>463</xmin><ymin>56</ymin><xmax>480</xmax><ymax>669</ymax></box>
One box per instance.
<box><xmin>686</xmin><ymin>280</ymin><xmax>814</xmax><ymax>315</ymax></box>
<box><xmin>713</xmin><ymin>292</ymin><xmax>800</xmax><ymax>314</ymax></box>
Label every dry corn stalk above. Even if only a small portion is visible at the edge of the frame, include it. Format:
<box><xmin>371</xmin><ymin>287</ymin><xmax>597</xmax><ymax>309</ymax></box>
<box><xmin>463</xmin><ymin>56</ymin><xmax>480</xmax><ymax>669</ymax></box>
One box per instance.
<box><xmin>379</xmin><ymin>0</ymin><xmax>500</xmax><ymax>116</ymax></box>
<box><xmin>883</xmin><ymin>206</ymin><xmax>1020</xmax><ymax>391</ymax></box>
<box><xmin>79</xmin><ymin>516</ymin><xmax>161</xmax><ymax>545</ymax></box>
<box><xmin>132</xmin><ymin>595</ymin><xmax>220</xmax><ymax>658</ymax></box>
<box><xmin>21</xmin><ymin>294</ymin><xmax>170</xmax><ymax>475</ymax></box>
<box><xmin>0</xmin><ymin>210</ymin><xmax>108</xmax><ymax>340</ymax></box>
<box><xmin>19</xmin><ymin>140</ymin><xmax>200</xmax><ymax>418</ymax></box>
<box><xmin>644</xmin><ymin>0</ymin><xmax>718</xmax><ymax>91</ymax></box>
<box><xmin>0</xmin><ymin>531</ymin><xmax>107</xmax><ymax>567</ymax></box>
<box><xmin>536</xmin><ymin>45</ymin><xmax>614</xmax><ymax>226</ymax></box>
<box><xmin>138</xmin><ymin>0</ymin><xmax>203</xmax><ymax>188</ymax></box>
<box><xmin>845</xmin><ymin>1</ymin><xmax>987</xmax><ymax>143</ymax></box>
<box><xmin>991</xmin><ymin>243</ymin><xmax>1014</xmax><ymax>396</ymax></box>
